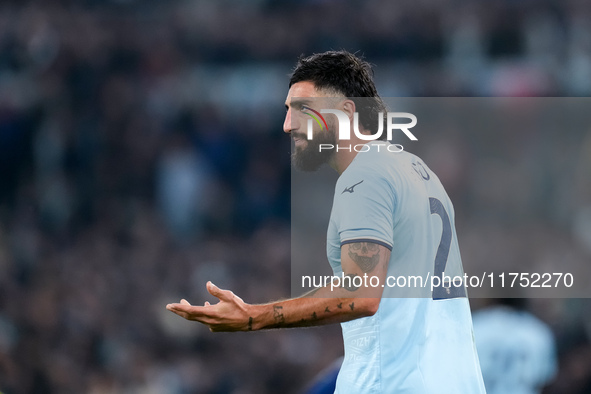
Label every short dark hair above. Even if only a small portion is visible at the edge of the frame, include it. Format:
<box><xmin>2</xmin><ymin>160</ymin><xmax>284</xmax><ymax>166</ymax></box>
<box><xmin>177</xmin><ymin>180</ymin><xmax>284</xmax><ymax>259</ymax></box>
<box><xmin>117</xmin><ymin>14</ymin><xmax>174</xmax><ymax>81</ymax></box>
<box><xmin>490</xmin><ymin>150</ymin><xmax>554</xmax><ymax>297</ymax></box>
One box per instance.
<box><xmin>289</xmin><ymin>51</ymin><xmax>387</xmax><ymax>139</ymax></box>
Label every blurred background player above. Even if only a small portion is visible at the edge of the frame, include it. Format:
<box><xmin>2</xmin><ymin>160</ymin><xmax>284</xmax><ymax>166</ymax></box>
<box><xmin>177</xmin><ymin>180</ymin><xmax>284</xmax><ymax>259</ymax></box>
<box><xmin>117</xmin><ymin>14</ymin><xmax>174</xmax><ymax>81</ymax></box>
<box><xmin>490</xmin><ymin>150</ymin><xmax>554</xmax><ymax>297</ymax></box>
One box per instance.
<box><xmin>472</xmin><ymin>298</ymin><xmax>557</xmax><ymax>394</ymax></box>
<box><xmin>303</xmin><ymin>357</ymin><xmax>342</xmax><ymax>394</ymax></box>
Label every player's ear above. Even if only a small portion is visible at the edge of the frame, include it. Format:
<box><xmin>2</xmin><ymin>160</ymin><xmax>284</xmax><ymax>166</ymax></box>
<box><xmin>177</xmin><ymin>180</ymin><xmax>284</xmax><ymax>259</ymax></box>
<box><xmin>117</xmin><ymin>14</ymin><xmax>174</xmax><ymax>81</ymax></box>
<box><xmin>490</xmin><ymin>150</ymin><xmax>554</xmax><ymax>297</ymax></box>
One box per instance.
<box><xmin>342</xmin><ymin>100</ymin><xmax>356</xmax><ymax>123</ymax></box>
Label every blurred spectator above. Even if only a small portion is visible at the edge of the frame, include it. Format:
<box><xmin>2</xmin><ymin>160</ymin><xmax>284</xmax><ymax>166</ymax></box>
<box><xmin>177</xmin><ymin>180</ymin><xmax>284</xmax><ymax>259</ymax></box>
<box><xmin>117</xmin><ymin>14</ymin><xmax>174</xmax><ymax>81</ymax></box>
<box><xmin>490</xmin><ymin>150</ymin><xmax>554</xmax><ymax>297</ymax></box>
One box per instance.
<box><xmin>156</xmin><ymin>131</ymin><xmax>212</xmax><ymax>242</ymax></box>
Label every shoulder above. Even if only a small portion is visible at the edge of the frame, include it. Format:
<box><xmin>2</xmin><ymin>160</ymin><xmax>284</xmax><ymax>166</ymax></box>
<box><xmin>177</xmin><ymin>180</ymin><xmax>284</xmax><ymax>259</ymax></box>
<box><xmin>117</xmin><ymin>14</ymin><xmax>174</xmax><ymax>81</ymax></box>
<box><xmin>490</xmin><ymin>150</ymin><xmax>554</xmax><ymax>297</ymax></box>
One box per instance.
<box><xmin>337</xmin><ymin>142</ymin><xmax>408</xmax><ymax>186</ymax></box>
<box><xmin>335</xmin><ymin>154</ymin><xmax>391</xmax><ymax>200</ymax></box>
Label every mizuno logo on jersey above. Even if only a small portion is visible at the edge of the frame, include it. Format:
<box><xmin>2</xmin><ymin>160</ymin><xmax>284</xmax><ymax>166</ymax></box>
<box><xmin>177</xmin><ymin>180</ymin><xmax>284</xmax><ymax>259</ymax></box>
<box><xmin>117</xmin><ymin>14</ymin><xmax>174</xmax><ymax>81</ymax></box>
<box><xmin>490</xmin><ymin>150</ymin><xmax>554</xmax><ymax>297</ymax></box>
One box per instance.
<box><xmin>342</xmin><ymin>180</ymin><xmax>364</xmax><ymax>194</ymax></box>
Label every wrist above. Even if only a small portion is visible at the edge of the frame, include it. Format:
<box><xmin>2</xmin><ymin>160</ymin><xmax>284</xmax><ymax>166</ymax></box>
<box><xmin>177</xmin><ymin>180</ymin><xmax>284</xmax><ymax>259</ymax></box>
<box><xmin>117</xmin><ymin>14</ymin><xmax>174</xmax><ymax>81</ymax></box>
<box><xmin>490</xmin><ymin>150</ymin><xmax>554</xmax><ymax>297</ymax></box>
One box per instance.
<box><xmin>245</xmin><ymin>304</ymin><xmax>266</xmax><ymax>331</ymax></box>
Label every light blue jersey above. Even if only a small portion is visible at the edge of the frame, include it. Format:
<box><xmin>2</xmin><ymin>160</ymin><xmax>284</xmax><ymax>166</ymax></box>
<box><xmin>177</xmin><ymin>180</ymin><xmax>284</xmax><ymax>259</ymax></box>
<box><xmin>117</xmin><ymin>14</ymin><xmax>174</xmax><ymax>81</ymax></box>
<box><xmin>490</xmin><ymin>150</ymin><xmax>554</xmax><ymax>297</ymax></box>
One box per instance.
<box><xmin>472</xmin><ymin>306</ymin><xmax>557</xmax><ymax>394</ymax></box>
<box><xmin>326</xmin><ymin>141</ymin><xmax>486</xmax><ymax>393</ymax></box>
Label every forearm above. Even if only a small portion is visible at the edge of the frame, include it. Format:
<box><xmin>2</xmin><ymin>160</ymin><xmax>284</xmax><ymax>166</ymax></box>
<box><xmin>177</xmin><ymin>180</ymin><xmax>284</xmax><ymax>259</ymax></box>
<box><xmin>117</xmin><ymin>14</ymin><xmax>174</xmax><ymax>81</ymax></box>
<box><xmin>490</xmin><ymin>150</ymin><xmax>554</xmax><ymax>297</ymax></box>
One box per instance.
<box><xmin>248</xmin><ymin>286</ymin><xmax>379</xmax><ymax>330</ymax></box>
<box><xmin>248</xmin><ymin>242</ymin><xmax>392</xmax><ymax>331</ymax></box>
<box><xmin>166</xmin><ymin>243</ymin><xmax>391</xmax><ymax>332</ymax></box>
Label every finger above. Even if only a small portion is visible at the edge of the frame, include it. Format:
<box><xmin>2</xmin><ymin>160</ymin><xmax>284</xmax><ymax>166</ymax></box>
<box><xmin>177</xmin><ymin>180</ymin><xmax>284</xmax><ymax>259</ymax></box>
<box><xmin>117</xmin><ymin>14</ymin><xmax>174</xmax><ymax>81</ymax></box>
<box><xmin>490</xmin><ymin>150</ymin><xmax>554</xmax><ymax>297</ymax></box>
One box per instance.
<box><xmin>166</xmin><ymin>303</ymin><xmax>194</xmax><ymax>316</ymax></box>
<box><xmin>181</xmin><ymin>299</ymin><xmax>191</xmax><ymax>306</ymax></box>
<box><xmin>167</xmin><ymin>303</ymin><xmax>212</xmax><ymax>316</ymax></box>
<box><xmin>204</xmin><ymin>301</ymin><xmax>211</xmax><ymax>306</ymax></box>
<box><xmin>206</xmin><ymin>281</ymin><xmax>232</xmax><ymax>301</ymax></box>
<box><xmin>166</xmin><ymin>303</ymin><xmax>211</xmax><ymax>322</ymax></box>
<box><xmin>167</xmin><ymin>303</ymin><xmax>195</xmax><ymax>312</ymax></box>
<box><xmin>166</xmin><ymin>305</ymin><xmax>192</xmax><ymax>320</ymax></box>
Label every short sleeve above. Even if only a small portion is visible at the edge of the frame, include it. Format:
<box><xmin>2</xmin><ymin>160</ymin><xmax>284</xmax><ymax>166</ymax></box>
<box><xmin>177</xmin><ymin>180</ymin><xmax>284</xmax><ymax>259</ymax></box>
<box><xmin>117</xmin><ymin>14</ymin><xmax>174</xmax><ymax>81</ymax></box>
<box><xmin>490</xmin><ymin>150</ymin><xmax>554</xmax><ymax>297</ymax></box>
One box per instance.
<box><xmin>332</xmin><ymin>168</ymin><xmax>395</xmax><ymax>251</ymax></box>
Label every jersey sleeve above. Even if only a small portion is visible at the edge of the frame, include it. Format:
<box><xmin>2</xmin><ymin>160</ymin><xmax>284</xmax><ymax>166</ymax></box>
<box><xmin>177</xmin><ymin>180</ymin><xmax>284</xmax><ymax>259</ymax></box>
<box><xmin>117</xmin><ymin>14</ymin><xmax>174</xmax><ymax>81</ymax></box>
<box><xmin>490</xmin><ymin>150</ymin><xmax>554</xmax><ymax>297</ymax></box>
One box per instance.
<box><xmin>332</xmin><ymin>167</ymin><xmax>396</xmax><ymax>251</ymax></box>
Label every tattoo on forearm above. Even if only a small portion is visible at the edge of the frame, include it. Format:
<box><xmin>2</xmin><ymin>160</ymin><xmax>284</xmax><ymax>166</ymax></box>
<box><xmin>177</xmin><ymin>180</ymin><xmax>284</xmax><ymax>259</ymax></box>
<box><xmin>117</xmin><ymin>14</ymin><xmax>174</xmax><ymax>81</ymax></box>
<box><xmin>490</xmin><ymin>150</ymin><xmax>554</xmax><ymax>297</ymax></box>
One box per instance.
<box><xmin>342</xmin><ymin>273</ymin><xmax>361</xmax><ymax>292</ymax></box>
<box><xmin>325</xmin><ymin>306</ymin><xmax>330</xmax><ymax>313</ymax></box>
<box><xmin>349</xmin><ymin>302</ymin><xmax>355</xmax><ymax>310</ymax></box>
<box><xmin>337</xmin><ymin>302</ymin><xmax>343</xmax><ymax>309</ymax></box>
<box><xmin>248</xmin><ymin>317</ymin><xmax>253</xmax><ymax>331</ymax></box>
<box><xmin>273</xmin><ymin>306</ymin><xmax>285</xmax><ymax>323</ymax></box>
<box><xmin>347</xmin><ymin>242</ymin><xmax>380</xmax><ymax>272</ymax></box>
<box><xmin>311</xmin><ymin>312</ymin><xmax>317</xmax><ymax>320</ymax></box>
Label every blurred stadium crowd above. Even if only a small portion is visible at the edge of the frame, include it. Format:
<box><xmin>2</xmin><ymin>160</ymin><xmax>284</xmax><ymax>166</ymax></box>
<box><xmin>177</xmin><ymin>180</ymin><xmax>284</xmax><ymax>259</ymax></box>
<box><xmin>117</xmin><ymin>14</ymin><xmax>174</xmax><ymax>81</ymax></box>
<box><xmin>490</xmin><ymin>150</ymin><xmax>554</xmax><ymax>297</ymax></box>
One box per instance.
<box><xmin>0</xmin><ymin>0</ymin><xmax>590</xmax><ymax>393</ymax></box>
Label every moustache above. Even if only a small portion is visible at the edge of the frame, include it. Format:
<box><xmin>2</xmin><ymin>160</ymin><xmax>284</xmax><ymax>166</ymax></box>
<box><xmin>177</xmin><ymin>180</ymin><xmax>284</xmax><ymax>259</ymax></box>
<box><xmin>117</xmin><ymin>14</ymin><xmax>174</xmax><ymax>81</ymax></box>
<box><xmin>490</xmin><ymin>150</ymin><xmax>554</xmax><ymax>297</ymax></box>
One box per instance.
<box><xmin>291</xmin><ymin>132</ymin><xmax>308</xmax><ymax>141</ymax></box>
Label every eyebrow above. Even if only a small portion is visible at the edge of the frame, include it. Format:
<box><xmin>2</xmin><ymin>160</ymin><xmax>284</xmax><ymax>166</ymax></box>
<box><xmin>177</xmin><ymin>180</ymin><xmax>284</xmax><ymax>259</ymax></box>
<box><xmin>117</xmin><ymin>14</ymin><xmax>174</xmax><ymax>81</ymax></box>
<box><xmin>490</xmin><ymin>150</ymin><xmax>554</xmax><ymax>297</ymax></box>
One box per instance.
<box><xmin>285</xmin><ymin>99</ymin><xmax>313</xmax><ymax>110</ymax></box>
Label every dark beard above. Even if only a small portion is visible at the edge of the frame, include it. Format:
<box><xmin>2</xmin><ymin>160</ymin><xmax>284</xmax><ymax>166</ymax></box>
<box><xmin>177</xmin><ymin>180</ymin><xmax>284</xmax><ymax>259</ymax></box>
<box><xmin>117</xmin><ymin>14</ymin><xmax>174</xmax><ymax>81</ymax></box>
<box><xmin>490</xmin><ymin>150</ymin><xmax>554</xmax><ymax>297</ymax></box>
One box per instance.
<box><xmin>291</xmin><ymin>129</ymin><xmax>336</xmax><ymax>172</ymax></box>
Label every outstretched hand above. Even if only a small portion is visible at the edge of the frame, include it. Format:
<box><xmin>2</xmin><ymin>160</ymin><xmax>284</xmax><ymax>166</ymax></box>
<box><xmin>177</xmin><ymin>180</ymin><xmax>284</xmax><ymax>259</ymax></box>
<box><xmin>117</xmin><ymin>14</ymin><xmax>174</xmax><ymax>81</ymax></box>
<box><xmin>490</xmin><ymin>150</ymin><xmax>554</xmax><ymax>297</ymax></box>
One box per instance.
<box><xmin>166</xmin><ymin>281</ymin><xmax>254</xmax><ymax>332</ymax></box>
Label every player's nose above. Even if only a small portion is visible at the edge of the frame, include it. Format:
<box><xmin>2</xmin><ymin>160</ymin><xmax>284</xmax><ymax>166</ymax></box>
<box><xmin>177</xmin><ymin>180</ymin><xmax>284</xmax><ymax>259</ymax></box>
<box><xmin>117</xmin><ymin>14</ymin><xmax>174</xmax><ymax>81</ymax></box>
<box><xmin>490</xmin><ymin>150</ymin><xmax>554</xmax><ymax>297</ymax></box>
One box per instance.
<box><xmin>283</xmin><ymin>108</ymin><xmax>298</xmax><ymax>134</ymax></box>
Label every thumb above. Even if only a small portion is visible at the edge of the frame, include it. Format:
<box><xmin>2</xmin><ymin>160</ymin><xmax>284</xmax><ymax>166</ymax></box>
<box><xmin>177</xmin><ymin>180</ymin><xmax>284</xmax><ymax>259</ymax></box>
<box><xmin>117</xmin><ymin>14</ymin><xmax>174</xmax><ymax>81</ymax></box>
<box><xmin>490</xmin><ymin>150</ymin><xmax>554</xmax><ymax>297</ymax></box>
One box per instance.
<box><xmin>207</xmin><ymin>281</ymin><xmax>230</xmax><ymax>300</ymax></box>
<box><xmin>180</xmin><ymin>299</ymin><xmax>191</xmax><ymax>306</ymax></box>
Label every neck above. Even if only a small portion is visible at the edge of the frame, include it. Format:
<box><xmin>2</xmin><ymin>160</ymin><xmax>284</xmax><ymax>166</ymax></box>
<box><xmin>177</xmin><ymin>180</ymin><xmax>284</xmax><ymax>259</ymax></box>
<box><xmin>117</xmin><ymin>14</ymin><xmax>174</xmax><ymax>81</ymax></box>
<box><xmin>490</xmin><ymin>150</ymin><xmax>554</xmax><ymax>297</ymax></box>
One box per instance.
<box><xmin>329</xmin><ymin>146</ymin><xmax>358</xmax><ymax>175</ymax></box>
<box><xmin>329</xmin><ymin>138</ymin><xmax>378</xmax><ymax>175</ymax></box>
